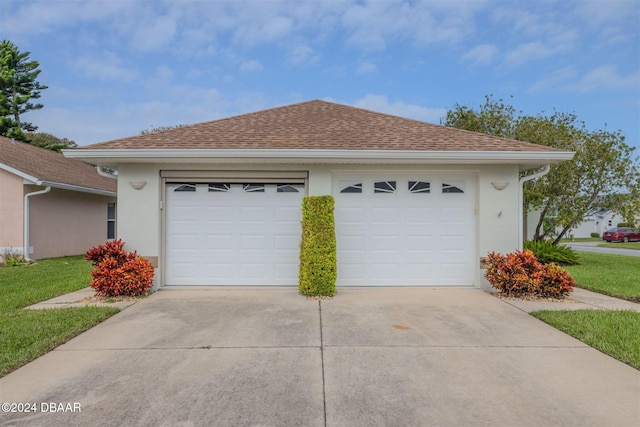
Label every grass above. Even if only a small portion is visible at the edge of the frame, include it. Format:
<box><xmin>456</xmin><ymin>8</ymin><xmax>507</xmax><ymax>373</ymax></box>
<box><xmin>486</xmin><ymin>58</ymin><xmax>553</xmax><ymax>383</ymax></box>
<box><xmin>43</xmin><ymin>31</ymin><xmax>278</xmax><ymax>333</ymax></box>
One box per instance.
<box><xmin>560</xmin><ymin>237</ymin><xmax>601</xmax><ymax>243</ymax></box>
<box><xmin>532</xmin><ymin>310</ymin><xmax>640</xmax><ymax>370</ymax></box>
<box><xmin>598</xmin><ymin>241</ymin><xmax>640</xmax><ymax>250</ymax></box>
<box><xmin>0</xmin><ymin>256</ymin><xmax>120</xmax><ymax>377</ymax></box>
<box><xmin>564</xmin><ymin>252</ymin><xmax>640</xmax><ymax>302</ymax></box>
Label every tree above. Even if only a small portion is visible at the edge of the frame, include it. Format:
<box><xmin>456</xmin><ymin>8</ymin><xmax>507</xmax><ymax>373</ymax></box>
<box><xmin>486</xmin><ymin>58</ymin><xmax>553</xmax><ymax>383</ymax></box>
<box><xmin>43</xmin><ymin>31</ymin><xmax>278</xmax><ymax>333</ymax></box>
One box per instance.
<box><xmin>0</xmin><ymin>40</ymin><xmax>47</xmax><ymax>142</ymax></box>
<box><xmin>24</xmin><ymin>132</ymin><xmax>77</xmax><ymax>152</ymax></box>
<box><xmin>139</xmin><ymin>124</ymin><xmax>187</xmax><ymax>135</ymax></box>
<box><xmin>443</xmin><ymin>95</ymin><xmax>640</xmax><ymax>244</ymax></box>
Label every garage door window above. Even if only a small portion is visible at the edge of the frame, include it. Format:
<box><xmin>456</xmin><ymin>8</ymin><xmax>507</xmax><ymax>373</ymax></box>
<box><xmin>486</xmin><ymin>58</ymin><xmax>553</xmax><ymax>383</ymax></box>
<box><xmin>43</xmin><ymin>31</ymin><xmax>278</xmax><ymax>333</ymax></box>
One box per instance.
<box><xmin>442</xmin><ymin>183</ymin><xmax>464</xmax><ymax>193</ymax></box>
<box><xmin>374</xmin><ymin>181</ymin><xmax>397</xmax><ymax>193</ymax></box>
<box><xmin>174</xmin><ymin>183</ymin><xmax>197</xmax><ymax>192</ymax></box>
<box><xmin>408</xmin><ymin>181</ymin><xmax>431</xmax><ymax>193</ymax></box>
<box><xmin>208</xmin><ymin>183</ymin><xmax>231</xmax><ymax>192</ymax></box>
<box><xmin>276</xmin><ymin>184</ymin><xmax>302</xmax><ymax>193</ymax></box>
<box><xmin>243</xmin><ymin>184</ymin><xmax>265</xmax><ymax>192</ymax></box>
<box><xmin>340</xmin><ymin>183</ymin><xmax>363</xmax><ymax>193</ymax></box>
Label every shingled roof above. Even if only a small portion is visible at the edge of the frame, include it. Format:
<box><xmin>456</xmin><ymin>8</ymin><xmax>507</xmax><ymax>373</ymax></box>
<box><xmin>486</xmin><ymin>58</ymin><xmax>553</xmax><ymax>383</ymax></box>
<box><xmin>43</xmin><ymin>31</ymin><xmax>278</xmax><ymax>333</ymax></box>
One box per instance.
<box><xmin>79</xmin><ymin>100</ymin><xmax>558</xmax><ymax>152</ymax></box>
<box><xmin>0</xmin><ymin>136</ymin><xmax>116</xmax><ymax>194</ymax></box>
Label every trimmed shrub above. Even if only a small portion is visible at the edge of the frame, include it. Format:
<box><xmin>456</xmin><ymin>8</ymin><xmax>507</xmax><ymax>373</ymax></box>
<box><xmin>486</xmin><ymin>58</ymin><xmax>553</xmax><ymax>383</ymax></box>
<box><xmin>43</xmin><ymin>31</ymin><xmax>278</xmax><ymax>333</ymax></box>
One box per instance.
<box><xmin>484</xmin><ymin>249</ymin><xmax>575</xmax><ymax>298</ymax></box>
<box><xmin>524</xmin><ymin>240</ymin><xmax>579</xmax><ymax>265</ymax></box>
<box><xmin>299</xmin><ymin>196</ymin><xmax>337</xmax><ymax>297</ymax></box>
<box><xmin>617</xmin><ymin>222</ymin><xmax>636</xmax><ymax>228</ymax></box>
<box><xmin>86</xmin><ymin>239</ymin><xmax>154</xmax><ymax>297</ymax></box>
<box><xmin>590</xmin><ymin>232</ymin><xmax>600</xmax><ymax>238</ymax></box>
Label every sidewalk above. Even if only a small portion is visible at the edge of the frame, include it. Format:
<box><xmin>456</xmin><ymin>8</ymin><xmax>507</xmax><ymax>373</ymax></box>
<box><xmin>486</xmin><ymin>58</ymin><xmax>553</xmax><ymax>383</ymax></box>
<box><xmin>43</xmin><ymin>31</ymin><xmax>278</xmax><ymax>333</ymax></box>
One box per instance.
<box><xmin>26</xmin><ymin>286</ymin><xmax>639</xmax><ymax>314</ymax></box>
<box><xmin>25</xmin><ymin>287</ymin><xmax>140</xmax><ymax>310</ymax></box>
<box><xmin>496</xmin><ymin>286</ymin><xmax>640</xmax><ymax>313</ymax></box>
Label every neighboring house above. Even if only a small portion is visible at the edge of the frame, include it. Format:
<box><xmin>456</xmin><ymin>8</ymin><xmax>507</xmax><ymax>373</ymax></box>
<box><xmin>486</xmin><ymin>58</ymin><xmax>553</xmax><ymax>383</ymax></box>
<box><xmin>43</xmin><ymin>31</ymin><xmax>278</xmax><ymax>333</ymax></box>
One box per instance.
<box><xmin>526</xmin><ymin>208</ymin><xmax>636</xmax><ymax>240</ymax></box>
<box><xmin>567</xmin><ymin>210</ymin><xmax>637</xmax><ymax>238</ymax></box>
<box><xmin>0</xmin><ymin>136</ymin><xmax>117</xmax><ymax>261</ymax></box>
<box><xmin>64</xmin><ymin>100</ymin><xmax>573</xmax><ymax>289</ymax></box>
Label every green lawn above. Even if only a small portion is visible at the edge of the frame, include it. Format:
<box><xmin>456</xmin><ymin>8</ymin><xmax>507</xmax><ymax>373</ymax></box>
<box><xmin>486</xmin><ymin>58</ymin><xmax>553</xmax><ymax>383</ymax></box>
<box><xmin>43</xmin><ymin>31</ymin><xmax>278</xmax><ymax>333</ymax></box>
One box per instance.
<box><xmin>0</xmin><ymin>256</ymin><xmax>119</xmax><ymax>377</ymax></box>
<box><xmin>564</xmin><ymin>252</ymin><xmax>640</xmax><ymax>302</ymax></box>
<box><xmin>532</xmin><ymin>310</ymin><xmax>640</xmax><ymax>370</ymax></box>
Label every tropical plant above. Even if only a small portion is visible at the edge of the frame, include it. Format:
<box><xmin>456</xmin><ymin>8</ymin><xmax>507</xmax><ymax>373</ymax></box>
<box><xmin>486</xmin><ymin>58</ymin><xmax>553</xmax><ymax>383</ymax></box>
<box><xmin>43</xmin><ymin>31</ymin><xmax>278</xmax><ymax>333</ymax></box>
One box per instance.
<box><xmin>85</xmin><ymin>240</ymin><xmax>154</xmax><ymax>297</ymax></box>
<box><xmin>0</xmin><ymin>40</ymin><xmax>47</xmax><ymax>141</ymax></box>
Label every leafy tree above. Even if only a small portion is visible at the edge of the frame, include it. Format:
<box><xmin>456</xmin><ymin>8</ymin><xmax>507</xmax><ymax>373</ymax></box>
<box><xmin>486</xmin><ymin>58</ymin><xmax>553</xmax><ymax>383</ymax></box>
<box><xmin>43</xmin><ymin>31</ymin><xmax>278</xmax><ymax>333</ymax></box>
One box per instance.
<box><xmin>0</xmin><ymin>40</ymin><xmax>47</xmax><ymax>142</ymax></box>
<box><xmin>443</xmin><ymin>95</ymin><xmax>640</xmax><ymax>244</ymax></box>
<box><xmin>24</xmin><ymin>132</ymin><xmax>77</xmax><ymax>152</ymax></box>
<box><xmin>140</xmin><ymin>124</ymin><xmax>187</xmax><ymax>135</ymax></box>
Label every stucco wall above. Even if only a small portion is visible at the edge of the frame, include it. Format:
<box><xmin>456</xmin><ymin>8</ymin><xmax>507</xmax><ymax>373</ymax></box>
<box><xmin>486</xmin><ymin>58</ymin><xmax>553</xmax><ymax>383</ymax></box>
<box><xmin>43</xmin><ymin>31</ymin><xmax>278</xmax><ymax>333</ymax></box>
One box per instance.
<box><xmin>0</xmin><ymin>169</ymin><xmax>25</xmax><ymax>254</ymax></box>
<box><xmin>115</xmin><ymin>162</ymin><xmax>523</xmax><ymax>288</ymax></box>
<box><xmin>28</xmin><ymin>186</ymin><xmax>116</xmax><ymax>259</ymax></box>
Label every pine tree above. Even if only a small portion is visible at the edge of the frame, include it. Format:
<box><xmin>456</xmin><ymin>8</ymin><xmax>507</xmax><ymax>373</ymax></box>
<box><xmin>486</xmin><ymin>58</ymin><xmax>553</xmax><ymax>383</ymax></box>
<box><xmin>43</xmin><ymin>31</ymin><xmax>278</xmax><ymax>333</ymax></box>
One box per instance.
<box><xmin>0</xmin><ymin>40</ymin><xmax>48</xmax><ymax>142</ymax></box>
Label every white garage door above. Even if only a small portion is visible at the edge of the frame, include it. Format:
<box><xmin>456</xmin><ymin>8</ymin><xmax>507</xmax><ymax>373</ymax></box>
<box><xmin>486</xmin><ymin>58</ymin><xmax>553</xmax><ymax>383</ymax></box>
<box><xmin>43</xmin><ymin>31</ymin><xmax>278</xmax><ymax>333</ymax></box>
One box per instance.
<box><xmin>165</xmin><ymin>182</ymin><xmax>304</xmax><ymax>286</ymax></box>
<box><xmin>334</xmin><ymin>174</ymin><xmax>476</xmax><ymax>286</ymax></box>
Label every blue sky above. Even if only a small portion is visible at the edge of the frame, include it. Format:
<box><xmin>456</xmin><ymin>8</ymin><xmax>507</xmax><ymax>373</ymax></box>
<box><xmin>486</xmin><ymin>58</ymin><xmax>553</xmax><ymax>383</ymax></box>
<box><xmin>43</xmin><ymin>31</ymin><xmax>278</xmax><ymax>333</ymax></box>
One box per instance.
<box><xmin>1</xmin><ymin>0</ymin><xmax>639</xmax><ymax>151</ymax></box>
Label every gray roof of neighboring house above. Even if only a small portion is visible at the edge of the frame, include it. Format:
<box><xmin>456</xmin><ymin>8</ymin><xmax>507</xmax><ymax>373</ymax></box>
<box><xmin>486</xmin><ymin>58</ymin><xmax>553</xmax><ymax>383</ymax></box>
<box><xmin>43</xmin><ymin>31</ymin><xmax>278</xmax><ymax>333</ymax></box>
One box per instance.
<box><xmin>0</xmin><ymin>136</ymin><xmax>117</xmax><ymax>195</ymax></box>
<box><xmin>77</xmin><ymin>100</ymin><xmax>564</xmax><ymax>153</ymax></box>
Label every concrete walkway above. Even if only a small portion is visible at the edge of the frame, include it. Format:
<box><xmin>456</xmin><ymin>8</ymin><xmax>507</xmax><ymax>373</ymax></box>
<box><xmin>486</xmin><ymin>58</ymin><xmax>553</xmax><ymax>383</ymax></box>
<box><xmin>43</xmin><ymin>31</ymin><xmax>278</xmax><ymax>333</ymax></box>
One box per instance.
<box><xmin>25</xmin><ymin>287</ymin><xmax>139</xmax><ymax>310</ymax></box>
<box><xmin>2</xmin><ymin>287</ymin><xmax>639</xmax><ymax>426</ymax></box>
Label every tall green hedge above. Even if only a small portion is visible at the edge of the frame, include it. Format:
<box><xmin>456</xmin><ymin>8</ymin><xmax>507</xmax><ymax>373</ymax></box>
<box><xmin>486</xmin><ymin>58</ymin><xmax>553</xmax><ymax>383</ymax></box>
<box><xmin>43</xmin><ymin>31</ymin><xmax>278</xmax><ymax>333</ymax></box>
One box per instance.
<box><xmin>299</xmin><ymin>195</ymin><xmax>337</xmax><ymax>296</ymax></box>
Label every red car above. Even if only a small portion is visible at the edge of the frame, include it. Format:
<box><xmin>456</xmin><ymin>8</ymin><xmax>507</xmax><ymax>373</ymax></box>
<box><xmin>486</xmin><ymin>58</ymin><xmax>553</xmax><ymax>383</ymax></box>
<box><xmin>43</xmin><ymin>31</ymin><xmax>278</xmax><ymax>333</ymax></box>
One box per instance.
<box><xmin>602</xmin><ymin>227</ymin><xmax>640</xmax><ymax>243</ymax></box>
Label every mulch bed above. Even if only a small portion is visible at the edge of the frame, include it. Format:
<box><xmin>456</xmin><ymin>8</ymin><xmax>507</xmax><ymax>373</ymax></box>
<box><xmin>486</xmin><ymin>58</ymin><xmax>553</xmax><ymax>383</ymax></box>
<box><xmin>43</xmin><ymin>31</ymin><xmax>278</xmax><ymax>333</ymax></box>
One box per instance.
<box><xmin>489</xmin><ymin>292</ymin><xmax>579</xmax><ymax>303</ymax></box>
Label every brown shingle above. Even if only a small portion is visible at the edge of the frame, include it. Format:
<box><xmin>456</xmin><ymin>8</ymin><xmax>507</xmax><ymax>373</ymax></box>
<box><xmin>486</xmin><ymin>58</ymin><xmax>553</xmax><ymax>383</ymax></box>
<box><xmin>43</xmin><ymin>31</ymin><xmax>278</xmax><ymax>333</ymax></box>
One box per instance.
<box><xmin>0</xmin><ymin>137</ymin><xmax>116</xmax><ymax>193</ymax></box>
<box><xmin>80</xmin><ymin>100</ymin><xmax>558</xmax><ymax>152</ymax></box>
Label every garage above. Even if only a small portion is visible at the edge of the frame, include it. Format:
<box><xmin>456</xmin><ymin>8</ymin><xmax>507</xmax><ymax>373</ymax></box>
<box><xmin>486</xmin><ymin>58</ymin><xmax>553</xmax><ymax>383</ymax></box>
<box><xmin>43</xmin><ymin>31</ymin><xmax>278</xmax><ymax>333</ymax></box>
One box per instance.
<box><xmin>164</xmin><ymin>177</ymin><xmax>305</xmax><ymax>286</ymax></box>
<box><xmin>334</xmin><ymin>174</ymin><xmax>476</xmax><ymax>286</ymax></box>
<box><xmin>65</xmin><ymin>100</ymin><xmax>574</xmax><ymax>290</ymax></box>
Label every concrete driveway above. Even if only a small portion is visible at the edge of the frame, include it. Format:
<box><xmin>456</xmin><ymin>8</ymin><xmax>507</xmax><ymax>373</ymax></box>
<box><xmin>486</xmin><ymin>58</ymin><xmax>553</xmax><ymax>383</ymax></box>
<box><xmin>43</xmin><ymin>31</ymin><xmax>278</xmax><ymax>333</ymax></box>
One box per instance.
<box><xmin>1</xmin><ymin>288</ymin><xmax>638</xmax><ymax>427</ymax></box>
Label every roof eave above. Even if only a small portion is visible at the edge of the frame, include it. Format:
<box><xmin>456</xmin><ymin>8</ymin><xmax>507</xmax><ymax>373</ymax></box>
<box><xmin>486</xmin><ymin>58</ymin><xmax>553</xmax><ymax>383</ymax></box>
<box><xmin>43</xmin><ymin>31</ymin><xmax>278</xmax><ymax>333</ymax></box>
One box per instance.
<box><xmin>64</xmin><ymin>149</ymin><xmax>575</xmax><ymax>168</ymax></box>
<box><xmin>39</xmin><ymin>181</ymin><xmax>117</xmax><ymax>197</ymax></box>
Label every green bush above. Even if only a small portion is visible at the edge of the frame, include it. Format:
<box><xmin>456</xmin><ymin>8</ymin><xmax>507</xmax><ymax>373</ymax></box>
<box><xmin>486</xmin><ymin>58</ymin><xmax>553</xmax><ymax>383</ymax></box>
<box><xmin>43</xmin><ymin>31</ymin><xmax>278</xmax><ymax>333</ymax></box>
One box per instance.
<box><xmin>590</xmin><ymin>232</ymin><xmax>600</xmax><ymax>238</ymax></box>
<box><xmin>524</xmin><ymin>240</ymin><xmax>579</xmax><ymax>265</ymax></box>
<box><xmin>617</xmin><ymin>222</ymin><xmax>635</xmax><ymax>228</ymax></box>
<box><xmin>299</xmin><ymin>196</ymin><xmax>337</xmax><ymax>297</ymax></box>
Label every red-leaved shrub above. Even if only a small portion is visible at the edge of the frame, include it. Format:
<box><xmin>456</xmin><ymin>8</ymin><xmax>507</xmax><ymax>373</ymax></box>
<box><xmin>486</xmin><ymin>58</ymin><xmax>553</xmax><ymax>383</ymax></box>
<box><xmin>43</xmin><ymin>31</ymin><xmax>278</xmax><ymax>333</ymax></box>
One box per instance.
<box><xmin>484</xmin><ymin>249</ymin><xmax>574</xmax><ymax>298</ymax></box>
<box><xmin>86</xmin><ymin>239</ymin><xmax>154</xmax><ymax>297</ymax></box>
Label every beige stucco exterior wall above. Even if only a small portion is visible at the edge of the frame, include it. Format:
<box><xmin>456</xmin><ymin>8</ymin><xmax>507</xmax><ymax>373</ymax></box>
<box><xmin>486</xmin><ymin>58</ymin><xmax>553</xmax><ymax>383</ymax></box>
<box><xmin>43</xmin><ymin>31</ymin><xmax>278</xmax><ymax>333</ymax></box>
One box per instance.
<box><xmin>115</xmin><ymin>162</ymin><xmax>523</xmax><ymax>288</ymax></box>
<box><xmin>0</xmin><ymin>169</ymin><xmax>25</xmax><ymax>254</ymax></box>
<box><xmin>28</xmin><ymin>186</ymin><xmax>116</xmax><ymax>259</ymax></box>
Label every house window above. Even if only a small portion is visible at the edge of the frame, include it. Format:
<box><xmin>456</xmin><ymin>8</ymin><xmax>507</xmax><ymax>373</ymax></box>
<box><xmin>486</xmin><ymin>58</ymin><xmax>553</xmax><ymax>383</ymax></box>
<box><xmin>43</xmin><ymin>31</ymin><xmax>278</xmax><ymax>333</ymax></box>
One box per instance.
<box><xmin>374</xmin><ymin>181</ymin><xmax>397</xmax><ymax>193</ymax></box>
<box><xmin>107</xmin><ymin>202</ymin><xmax>116</xmax><ymax>240</ymax></box>
<box><xmin>408</xmin><ymin>181</ymin><xmax>430</xmax><ymax>193</ymax></box>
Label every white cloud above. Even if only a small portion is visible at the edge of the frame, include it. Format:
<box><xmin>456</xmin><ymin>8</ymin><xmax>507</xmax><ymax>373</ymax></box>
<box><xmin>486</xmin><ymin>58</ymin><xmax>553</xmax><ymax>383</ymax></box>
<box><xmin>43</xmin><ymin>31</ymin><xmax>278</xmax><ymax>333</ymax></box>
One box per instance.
<box><xmin>240</xmin><ymin>60</ymin><xmax>265</xmax><ymax>72</ymax></box>
<box><xmin>287</xmin><ymin>44</ymin><xmax>318</xmax><ymax>66</ymax></box>
<box><xmin>131</xmin><ymin>15</ymin><xmax>177</xmax><ymax>52</ymax></box>
<box><xmin>353</xmin><ymin>94</ymin><xmax>446</xmax><ymax>124</ymax></box>
<box><xmin>232</xmin><ymin>14</ymin><xmax>295</xmax><ymax>46</ymax></box>
<box><xmin>528</xmin><ymin>66</ymin><xmax>579</xmax><ymax>92</ymax></box>
<box><xmin>356</xmin><ymin>61</ymin><xmax>377</xmax><ymax>75</ymax></box>
<box><xmin>74</xmin><ymin>51</ymin><xmax>137</xmax><ymax>82</ymax></box>
<box><xmin>462</xmin><ymin>44</ymin><xmax>499</xmax><ymax>66</ymax></box>
<box><xmin>503</xmin><ymin>42</ymin><xmax>557</xmax><ymax>67</ymax></box>
<box><xmin>577</xmin><ymin>66</ymin><xmax>640</xmax><ymax>92</ymax></box>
